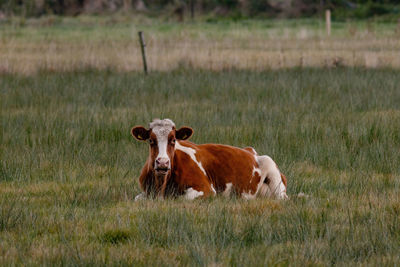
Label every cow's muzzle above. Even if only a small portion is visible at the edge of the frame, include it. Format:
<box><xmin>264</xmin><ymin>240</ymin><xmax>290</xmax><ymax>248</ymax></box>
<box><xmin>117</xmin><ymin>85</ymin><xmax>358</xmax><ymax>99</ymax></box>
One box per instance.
<box><xmin>155</xmin><ymin>158</ymin><xmax>170</xmax><ymax>175</ymax></box>
<box><xmin>155</xmin><ymin>168</ymin><xmax>170</xmax><ymax>176</ymax></box>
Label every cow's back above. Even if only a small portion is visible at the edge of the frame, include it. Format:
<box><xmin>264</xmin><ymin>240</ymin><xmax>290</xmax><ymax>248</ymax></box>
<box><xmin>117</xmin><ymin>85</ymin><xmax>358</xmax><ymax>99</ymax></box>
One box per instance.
<box><xmin>176</xmin><ymin>141</ymin><xmax>259</xmax><ymax>194</ymax></box>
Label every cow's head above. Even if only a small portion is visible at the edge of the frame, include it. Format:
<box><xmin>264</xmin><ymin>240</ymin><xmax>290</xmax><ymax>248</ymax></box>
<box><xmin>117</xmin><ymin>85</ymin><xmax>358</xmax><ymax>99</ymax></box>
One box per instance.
<box><xmin>131</xmin><ymin>119</ymin><xmax>193</xmax><ymax>178</ymax></box>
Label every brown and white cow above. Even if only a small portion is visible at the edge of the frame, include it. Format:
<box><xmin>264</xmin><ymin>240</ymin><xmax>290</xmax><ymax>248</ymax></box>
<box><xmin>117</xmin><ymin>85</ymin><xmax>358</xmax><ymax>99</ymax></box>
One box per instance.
<box><xmin>131</xmin><ymin>119</ymin><xmax>288</xmax><ymax>200</ymax></box>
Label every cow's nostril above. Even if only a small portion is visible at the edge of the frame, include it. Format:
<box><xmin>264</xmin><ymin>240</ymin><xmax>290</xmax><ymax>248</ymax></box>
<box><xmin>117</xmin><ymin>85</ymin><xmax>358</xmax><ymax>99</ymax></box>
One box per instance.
<box><xmin>156</xmin><ymin>158</ymin><xmax>170</xmax><ymax>169</ymax></box>
<box><xmin>156</xmin><ymin>158</ymin><xmax>169</xmax><ymax>165</ymax></box>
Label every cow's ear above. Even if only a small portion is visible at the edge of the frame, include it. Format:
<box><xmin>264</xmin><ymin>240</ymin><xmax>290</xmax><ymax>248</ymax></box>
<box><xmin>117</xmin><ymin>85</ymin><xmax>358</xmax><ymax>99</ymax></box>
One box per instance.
<box><xmin>131</xmin><ymin>126</ymin><xmax>150</xmax><ymax>141</ymax></box>
<box><xmin>176</xmin><ymin>127</ymin><xmax>193</xmax><ymax>140</ymax></box>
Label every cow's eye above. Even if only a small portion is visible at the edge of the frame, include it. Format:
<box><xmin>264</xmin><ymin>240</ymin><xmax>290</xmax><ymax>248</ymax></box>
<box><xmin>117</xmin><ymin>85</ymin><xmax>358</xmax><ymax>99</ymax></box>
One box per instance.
<box><xmin>170</xmin><ymin>139</ymin><xmax>176</xmax><ymax>145</ymax></box>
<box><xmin>149</xmin><ymin>139</ymin><xmax>155</xmax><ymax>145</ymax></box>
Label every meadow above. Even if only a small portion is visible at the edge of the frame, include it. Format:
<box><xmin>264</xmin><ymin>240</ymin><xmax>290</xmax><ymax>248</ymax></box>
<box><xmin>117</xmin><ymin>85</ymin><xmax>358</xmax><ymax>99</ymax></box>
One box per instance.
<box><xmin>1</xmin><ymin>16</ymin><xmax>400</xmax><ymax>74</ymax></box>
<box><xmin>1</xmin><ymin>17</ymin><xmax>400</xmax><ymax>266</ymax></box>
<box><xmin>1</xmin><ymin>67</ymin><xmax>400</xmax><ymax>265</ymax></box>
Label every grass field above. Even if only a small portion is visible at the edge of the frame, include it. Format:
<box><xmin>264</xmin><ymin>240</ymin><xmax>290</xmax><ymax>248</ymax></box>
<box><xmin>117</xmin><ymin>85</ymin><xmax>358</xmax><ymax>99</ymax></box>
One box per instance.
<box><xmin>1</xmin><ymin>67</ymin><xmax>400</xmax><ymax>265</ymax></box>
<box><xmin>1</xmin><ymin>16</ymin><xmax>400</xmax><ymax>74</ymax></box>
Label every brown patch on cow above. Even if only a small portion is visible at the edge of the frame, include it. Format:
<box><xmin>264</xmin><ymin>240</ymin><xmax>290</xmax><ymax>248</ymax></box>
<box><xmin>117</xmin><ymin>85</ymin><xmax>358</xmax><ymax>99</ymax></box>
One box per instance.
<box><xmin>246</xmin><ymin>171</ymin><xmax>262</xmax><ymax>195</ymax></box>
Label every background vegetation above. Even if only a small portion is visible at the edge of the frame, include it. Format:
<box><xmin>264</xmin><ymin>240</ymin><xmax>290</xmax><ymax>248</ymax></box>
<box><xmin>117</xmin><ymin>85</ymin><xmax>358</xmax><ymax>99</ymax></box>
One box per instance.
<box><xmin>1</xmin><ymin>0</ymin><xmax>400</xmax><ymax>21</ymax></box>
<box><xmin>1</xmin><ymin>68</ymin><xmax>400</xmax><ymax>265</ymax></box>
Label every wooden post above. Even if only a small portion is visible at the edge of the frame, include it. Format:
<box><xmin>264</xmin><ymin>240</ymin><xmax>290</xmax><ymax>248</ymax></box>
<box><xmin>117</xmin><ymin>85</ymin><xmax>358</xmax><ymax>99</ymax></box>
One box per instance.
<box><xmin>138</xmin><ymin>31</ymin><xmax>148</xmax><ymax>75</ymax></box>
<box><xmin>326</xmin><ymin>9</ymin><xmax>331</xmax><ymax>36</ymax></box>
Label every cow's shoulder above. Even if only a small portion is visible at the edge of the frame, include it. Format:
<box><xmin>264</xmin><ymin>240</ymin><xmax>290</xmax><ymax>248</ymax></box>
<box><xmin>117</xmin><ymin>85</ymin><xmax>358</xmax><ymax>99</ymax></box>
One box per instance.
<box><xmin>173</xmin><ymin>141</ymin><xmax>207</xmax><ymax>176</ymax></box>
<box><xmin>196</xmin><ymin>143</ymin><xmax>257</xmax><ymax>162</ymax></box>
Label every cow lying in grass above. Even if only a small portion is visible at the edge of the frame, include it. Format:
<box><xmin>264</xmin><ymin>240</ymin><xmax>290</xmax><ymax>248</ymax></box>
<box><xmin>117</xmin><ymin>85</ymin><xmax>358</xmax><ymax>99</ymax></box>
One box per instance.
<box><xmin>132</xmin><ymin>119</ymin><xmax>288</xmax><ymax>200</ymax></box>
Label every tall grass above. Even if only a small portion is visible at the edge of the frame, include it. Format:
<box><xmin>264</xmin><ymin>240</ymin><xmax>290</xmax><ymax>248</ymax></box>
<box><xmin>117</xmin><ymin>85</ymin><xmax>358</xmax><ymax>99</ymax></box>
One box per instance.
<box><xmin>1</xmin><ymin>17</ymin><xmax>400</xmax><ymax>74</ymax></box>
<box><xmin>1</xmin><ymin>68</ymin><xmax>400</xmax><ymax>265</ymax></box>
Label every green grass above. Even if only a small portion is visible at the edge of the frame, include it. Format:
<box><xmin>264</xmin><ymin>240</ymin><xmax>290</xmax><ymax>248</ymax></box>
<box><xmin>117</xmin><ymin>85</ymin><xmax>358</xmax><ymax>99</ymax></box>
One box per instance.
<box><xmin>2</xmin><ymin>15</ymin><xmax>398</xmax><ymax>38</ymax></box>
<box><xmin>2</xmin><ymin>16</ymin><xmax>400</xmax><ymax>74</ymax></box>
<box><xmin>1</xmin><ymin>68</ymin><xmax>400</xmax><ymax>265</ymax></box>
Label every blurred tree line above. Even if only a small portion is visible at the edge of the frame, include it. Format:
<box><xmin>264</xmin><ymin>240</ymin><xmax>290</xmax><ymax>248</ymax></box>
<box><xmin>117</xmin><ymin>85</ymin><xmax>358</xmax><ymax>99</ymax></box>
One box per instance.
<box><xmin>0</xmin><ymin>0</ymin><xmax>399</xmax><ymax>20</ymax></box>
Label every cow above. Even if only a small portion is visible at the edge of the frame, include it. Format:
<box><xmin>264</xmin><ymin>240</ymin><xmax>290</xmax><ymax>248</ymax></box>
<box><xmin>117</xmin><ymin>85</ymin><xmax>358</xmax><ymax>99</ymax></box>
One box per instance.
<box><xmin>131</xmin><ymin>119</ymin><xmax>288</xmax><ymax>201</ymax></box>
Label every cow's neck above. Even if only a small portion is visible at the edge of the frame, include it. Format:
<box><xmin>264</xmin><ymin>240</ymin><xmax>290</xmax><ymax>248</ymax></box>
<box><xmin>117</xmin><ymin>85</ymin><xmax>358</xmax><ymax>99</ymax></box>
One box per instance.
<box><xmin>143</xmin><ymin>166</ymin><xmax>172</xmax><ymax>198</ymax></box>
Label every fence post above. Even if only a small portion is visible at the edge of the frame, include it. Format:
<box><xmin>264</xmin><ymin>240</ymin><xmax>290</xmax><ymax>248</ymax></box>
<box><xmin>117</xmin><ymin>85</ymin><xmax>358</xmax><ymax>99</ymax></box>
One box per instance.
<box><xmin>326</xmin><ymin>9</ymin><xmax>331</xmax><ymax>36</ymax></box>
<box><xmin>138</xmin><ymin>31</ymin><xmax>148</xmax><ymax>75</ymax></box>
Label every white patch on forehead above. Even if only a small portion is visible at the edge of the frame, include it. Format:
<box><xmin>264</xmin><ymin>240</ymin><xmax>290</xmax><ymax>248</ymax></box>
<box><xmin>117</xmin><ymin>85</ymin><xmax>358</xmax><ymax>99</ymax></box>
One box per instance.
<box><xmin>150</xmin><ymin>119</ymin><xmax>175</xmax><ymax>139</ymax></box>
<box><xmin>175</xmin><ymin>141</ymin><xmax>207</xmax><ymax>176</ymax></box>
<box><xmin>150</xmin><ymin>119</ymin><xmax>175</xmax><ymax>161</ymax></box>
<box><xmin>152</xmin><ymin>127</ymin><xmax>173</xmax><ymax>138</ymax></box>
<box><xmin>184</xmin><ymin>187</ymin><xmax>204</xmax><ymax>200</ymax></box>
<box><xmin>149</xmin><ymin>118</ymin><xmax>175</xmax><ymax>130</ymax></box>
<box><xmin>154</xmin><ymin>132</ymin><xmax>169</xmax><ymax>160</ymax></box>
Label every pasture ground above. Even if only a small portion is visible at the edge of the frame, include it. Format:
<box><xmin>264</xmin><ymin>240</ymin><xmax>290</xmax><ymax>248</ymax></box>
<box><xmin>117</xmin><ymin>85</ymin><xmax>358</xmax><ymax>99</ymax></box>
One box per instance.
<box><xmin>1</xmin><ymin>68</ymin><xmax>400</xmax><ymax>265</ymax></box>
<box><xmin>1</xmin><ymin>16</ymin><xmax>400</xmax><ymax>74</ymax></box>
